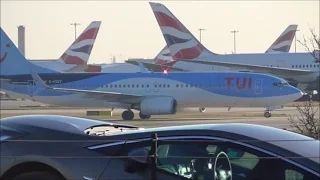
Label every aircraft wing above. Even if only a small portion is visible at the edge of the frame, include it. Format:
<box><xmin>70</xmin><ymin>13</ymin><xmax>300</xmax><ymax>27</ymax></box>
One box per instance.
<box><xmin>30</xmin><ymin>69</ymin><xmax>143</xmax><ymax>103</ymax></box>
<box><xmin>0</xmin><ymin>78</ymin><xmax>12</xmax><ymax>83</ymax></box>
<box><xmin>125</xmin><ymin>60</ymin><xmax>187</xmax><ymax>72</ymax></box>
<box><xmin>50</xmin><ymin>88</ymin><xmax>142</xmax><ymax>103</ymax></box>
<box><xmin>182</xmin><ymin>60</ymin><xmax>314</xmax><ymax>76</ymax></box>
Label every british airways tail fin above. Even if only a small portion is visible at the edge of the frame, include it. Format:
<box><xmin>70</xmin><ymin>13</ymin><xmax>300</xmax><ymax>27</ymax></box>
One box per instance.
<box><xmin>149</xmin><ymin>2</ymin><xmax>216</xmax><ymax>61</ymax></box>
<box><xmin>153</xmin><ymin>46</ymin><xmax>173</xmax><ymax>65</ymax></box>
<box><xmin>0</xmin><ymin>28</ymin><xmax>57</xmax><ymax>76</ymax></box>
<box><xmin>265</xmin><ymin>25</ymin><xmax>298</xmax><ymax>53</ymax></box>
<box><xmin>59</xmin><ymin>21</ymin><xmax>101</xmax><ymax>65</ymax></box>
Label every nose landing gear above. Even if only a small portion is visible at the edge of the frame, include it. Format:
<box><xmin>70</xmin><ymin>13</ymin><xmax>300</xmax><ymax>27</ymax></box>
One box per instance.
<box><xmin>264</xmin><ymin>111</ymin><xmax>272</xmax><ymax>118</ymax></box>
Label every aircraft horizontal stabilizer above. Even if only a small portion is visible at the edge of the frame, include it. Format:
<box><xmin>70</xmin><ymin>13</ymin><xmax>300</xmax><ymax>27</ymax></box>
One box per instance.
<box><xmin>126</xmin><ymin>61</ymin><xmax>186</xmax><ymax>72</ymax></box>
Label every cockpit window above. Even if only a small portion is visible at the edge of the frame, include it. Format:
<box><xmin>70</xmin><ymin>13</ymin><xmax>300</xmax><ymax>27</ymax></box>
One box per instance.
<box><xmin>272</xmin><ymin>82</ymin><xmax>289</xmax><ymax>87</ymax></box>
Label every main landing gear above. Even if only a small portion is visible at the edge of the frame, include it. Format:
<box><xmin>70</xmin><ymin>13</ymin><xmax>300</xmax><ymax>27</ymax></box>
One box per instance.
<box><xmin>264</xmin><ymin>111</ymin><xmax>272</xmax><ymax>118</ymax></box>
<box><xmin>121</xmin><ymin>110</ymin><xmax>151</xmax><ymax>120</ymax></box>
<box><xmin>122</xmin><ymin>110</ymin><xmax>134</xmax><ymax>120</ymax></box>
<box><xmin>139</xmin><ymin>112</ymin><xmax>151</xmax><ymax>120</ymax></box>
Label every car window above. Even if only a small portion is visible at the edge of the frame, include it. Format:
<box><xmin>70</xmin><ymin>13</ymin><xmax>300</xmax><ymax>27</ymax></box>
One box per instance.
<box><xmin>283</xmin><ymin>162</ymin><xmax>318</xmax><ymax>180</ymax></box>
<box><xmin>285</xmin><ymin>169</ymin><xmax>304</xmax><ymax>180</ymax></box>
<box><xmin>125</xmin><ymin>139</ymin><xmax>266</xmax><ymax>180</ymax></box>
<box><xmin>206</xmin><ymin>145</ymin><xmax>259</xmax><ymax>170</ymax></box>
<box><xmin>121</xmin><ymin>138</ymin><xmax>319</xmax><ymax>180</ymax></box>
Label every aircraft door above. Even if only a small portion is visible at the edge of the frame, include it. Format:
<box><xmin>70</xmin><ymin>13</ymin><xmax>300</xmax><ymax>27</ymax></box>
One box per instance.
<box><xmin>27</xmin><ymin>80</ymin><xmax>35</xmax><ymax>96</ymax></box>
<box><xmin>255</xmin><ymin>79</ymin><xmax>263</xmax><ymax>94</ymax></box>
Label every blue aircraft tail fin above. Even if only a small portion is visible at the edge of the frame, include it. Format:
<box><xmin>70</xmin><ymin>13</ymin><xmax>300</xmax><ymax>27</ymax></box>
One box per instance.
<box><xmin>0</xmin><ymin>27</ymin><xmax>58</xmax><ymax>76</ymax></box>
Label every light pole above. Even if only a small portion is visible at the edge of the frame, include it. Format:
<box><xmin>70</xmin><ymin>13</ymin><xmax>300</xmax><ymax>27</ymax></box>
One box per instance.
<box><xmin>198</xmin><ymin>28</ymin><xmax>206</xmax><ymax>42</ymax></box>
<box><xmin>70</xmin><ymin>23</ymin><xmax>81</xmax><ymax>40</ymax></box>
<box><xmin>294</xmin><ymin>29</ymin><xmax>300</xmax><ymax>53</ymax></box>
<box><xmin>230</xmin><ymin>30</ymin><xmax>239</xmax><ymax>53</ymax></box>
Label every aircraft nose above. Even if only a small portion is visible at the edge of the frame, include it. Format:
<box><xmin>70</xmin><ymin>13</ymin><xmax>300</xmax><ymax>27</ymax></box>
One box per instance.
<box><xmin>288</xmin><ymin>86</ymin><xmax>304</xmax><ymax>101</ymax></box>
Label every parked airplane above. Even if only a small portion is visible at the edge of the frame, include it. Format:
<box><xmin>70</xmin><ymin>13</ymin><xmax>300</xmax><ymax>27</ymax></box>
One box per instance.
<box><xmin>144</xmin><ymin>2</ymin><xmax>319</xmax><ymax>93</ymax></box>
<box><xmin>127</xmin><ymin>24</ymin><xmax>298</xmax><ymax>73</ymax></box>
<box><xmin>88</xmin><ymin>23</ymin><xmax>297</xmax><ymax>73</ymax></box>
<box><xmin>28</xmin><ymin>21</ymin><xmax>102</xmax><ymax>72</ymax></box>
<box><xmin>265</xmin><ymin>24</ymin><xmax>298</xmax><ymax>53</ymax></box>
<box><xmin>0</xmin><ymin>28</ymin><xmax>303</xmax><ymax>120</ymax></box>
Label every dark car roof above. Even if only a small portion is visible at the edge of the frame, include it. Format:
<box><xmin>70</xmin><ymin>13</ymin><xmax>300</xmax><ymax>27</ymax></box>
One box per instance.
<box><xmin>2</xmin><ymin>115</ymin><xmax>319</xmax><ymax>166</ymax></box>
<box><xmin>0</xmin><ymin>115</ymin><xmax>117</xmax><ymax>133</ymax></box>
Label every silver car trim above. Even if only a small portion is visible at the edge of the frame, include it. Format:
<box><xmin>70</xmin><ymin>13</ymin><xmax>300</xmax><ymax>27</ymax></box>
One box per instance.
<box><xmin>87</xmin><ymin>135</ymin><xmax>319</xmax><ymax>177</ymax></box>
<box><xmin>83</xmin><ymin>176</ymin><xmax>94</xmax><ymax>180</ymax></box>
<box><xmin>87</xmin><ymin>141</ymin><xmax>125</xmax><ymax>150</ymax></box>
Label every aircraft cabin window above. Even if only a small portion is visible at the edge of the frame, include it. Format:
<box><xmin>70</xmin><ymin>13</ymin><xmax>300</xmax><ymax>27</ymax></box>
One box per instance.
<box><xmin>159</xmin><ymin>84</ymin><xmax>162</xmax><ymax>88</ymax></box>
<box><xmin>299</xmin><ymin>65</ymin><xmax>301</xmax><ymax>68</ymax></box>
<box><xmin>167</xmin><ymin>85</ymin><xmax>170</xmax><ymax>88</ymax></box>
<box><xmin>142</xmin><ymin>85</ymin><xmax>144</xmax><ymax>88</ymax></box>
<box><xmin>110</xmin><ymin>85</ymin><xmax>113</xmax><ymax>88</ymax></box>
<box><xmin>318</xmin><ymin>65</ymin><xmax>320</xmax><ymax>67</ymax></box>
<box><xmin>119</xmin><ymin>85</ymin><xmax>121</xmax><ymax>88</ymax></box>
<box><xmin>306</xmin><ymin>65</ymin><xmax>308</xmax><ymax>68</ymax></box>
<box><xmin>123</xmin><ymin>85</ymin><xmax>126</xmax><ymax>88</ymax></box>
<box><xmin>176</xmin><ymin>84</ymin><xmax>179</xmax><ymax>88</ymax></box>
<box><xmin>303</xmin><ymin>65</ymin><xmax>305</xmax><ymax>68</ymax></box>
<box><xmin>137</xmin><ymin>85</ymin><xmax>139</xmax><ymax>88</ymax></box>
<box><xmin>155</xmin><ymin>84</ymin><xmax>157</xmax><ymax>88</ymax></box>
<box><xmin>128</xmin><ymin>85</ymin><xmax>130</xmax><ymax>88</ymax></box>
<box><xmin>132</xmin><ymin>85</ymin><xmax>135</xmax><ymax>88</ymax></box>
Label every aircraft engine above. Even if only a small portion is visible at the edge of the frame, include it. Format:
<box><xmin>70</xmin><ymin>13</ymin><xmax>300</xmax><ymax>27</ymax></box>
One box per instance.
<box><xmin>199</xmin><ymin>107</ymin><xmax>206</xmax><ymax>113</ymax></box>
<box><xmin>140</xmin><ymin>97</ymin><xmax>177</xmax><ymax>115</ymax></box>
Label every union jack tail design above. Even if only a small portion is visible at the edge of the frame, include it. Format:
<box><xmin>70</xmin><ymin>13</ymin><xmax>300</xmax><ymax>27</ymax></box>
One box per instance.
<box><xmin>59</xmin><ymin>21</ymin><xmax>101</xmax><ymax>65</ymax></box>
<box><xmin>153</xmin><ymin>46</ymin><xmax>173</xmax><ymax>65</ymax></box>
<box><xmin>265</xmin><ymin>25</ymin><xmax>298</xmax><ymax>53</ymax></box>
<box><xmin>149</xmin><ymin>2</ymin><xmax>214</xmax><ymax>61</ymax></box>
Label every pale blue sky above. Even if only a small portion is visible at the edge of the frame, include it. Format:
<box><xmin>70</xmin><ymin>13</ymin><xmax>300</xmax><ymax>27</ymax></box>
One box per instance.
<box><xmin>1</xmin><ymin>1</ymin><xmax>319</xmax><ymax>64</ymax></box>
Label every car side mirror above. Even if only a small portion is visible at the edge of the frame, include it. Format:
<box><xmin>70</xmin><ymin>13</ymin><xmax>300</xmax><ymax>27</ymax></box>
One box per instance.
<box><xmin>125</xmin><ymin>148</ymin><xmax>150</xmax><ymax>173</ymax></box>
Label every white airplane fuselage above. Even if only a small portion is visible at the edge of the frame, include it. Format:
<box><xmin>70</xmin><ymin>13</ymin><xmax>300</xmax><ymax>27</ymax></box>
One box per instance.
<box><xmin>173</xmin><ymin>52</ymin><xmax>320</xmax><ymax>84</ymax></box>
